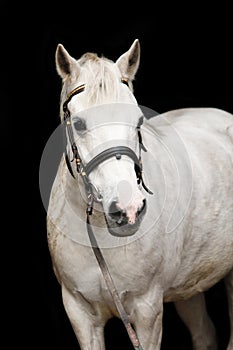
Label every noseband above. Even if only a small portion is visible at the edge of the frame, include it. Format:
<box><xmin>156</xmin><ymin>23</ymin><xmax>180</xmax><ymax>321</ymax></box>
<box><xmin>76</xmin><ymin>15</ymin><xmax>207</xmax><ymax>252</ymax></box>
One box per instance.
<box><xmin>62</xmin><ymin>78</ymin><xmax>153</xmax><ymax>214</ymax></box>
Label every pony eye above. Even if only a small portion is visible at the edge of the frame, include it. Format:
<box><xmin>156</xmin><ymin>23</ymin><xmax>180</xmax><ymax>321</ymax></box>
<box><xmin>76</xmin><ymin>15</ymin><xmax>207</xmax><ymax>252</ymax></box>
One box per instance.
<box><xmin>73</xmin><ymin>118</ymin><xmax>86</xmax><ymax>132</ymax></box>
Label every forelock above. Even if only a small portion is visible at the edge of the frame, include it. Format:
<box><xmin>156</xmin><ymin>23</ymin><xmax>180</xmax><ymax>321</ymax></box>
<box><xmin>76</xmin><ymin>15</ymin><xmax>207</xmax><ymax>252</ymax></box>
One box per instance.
<box><xmin>78</xmin><ymin>53</ymin><xmax>121</xmax><ymax>104</ymax></box>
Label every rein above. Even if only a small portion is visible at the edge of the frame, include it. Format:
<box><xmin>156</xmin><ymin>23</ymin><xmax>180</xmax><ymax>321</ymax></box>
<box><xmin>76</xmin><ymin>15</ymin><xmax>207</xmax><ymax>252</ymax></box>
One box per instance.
<box><xmin>62</xmin><ymin>80</ymin><xmax>152</xmax><ymax>350</ymax></box>
<box><xmin>86</xmin><ymin>215</ymin><xmax>143</xmax><ymax>350</ymax></box>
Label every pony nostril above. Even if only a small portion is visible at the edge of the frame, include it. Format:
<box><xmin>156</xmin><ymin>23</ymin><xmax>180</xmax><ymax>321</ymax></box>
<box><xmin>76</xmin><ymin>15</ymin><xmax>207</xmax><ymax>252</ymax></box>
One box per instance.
<box><xmin>109</xmin><ymin>201</ymin><xmax>121</xmax><ymax>218</ymax></box>
<box><xmin>137</xmin><ymin>199</ymin><xmax>147</xmax><ymax>217</ymax></box>
<box><xmin>108</xmin><ymin>201</ymin><xmax>127</xmax><ymax>225</ymax></box>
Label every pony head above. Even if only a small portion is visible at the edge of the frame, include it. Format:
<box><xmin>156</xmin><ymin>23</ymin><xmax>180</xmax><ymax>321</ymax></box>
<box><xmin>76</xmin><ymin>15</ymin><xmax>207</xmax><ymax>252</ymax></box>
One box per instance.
<box><xmin>55</xmin><ymin>39</ymin><xmax>147</xmax><ymax>236</ymax></box>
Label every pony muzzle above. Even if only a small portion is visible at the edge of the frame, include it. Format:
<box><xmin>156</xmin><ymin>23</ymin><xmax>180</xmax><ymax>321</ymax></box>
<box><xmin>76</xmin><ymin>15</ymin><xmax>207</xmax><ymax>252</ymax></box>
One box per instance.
<box><xmin>106</xmin><ymin>199</ymin><xmax>147</xmax><ymax>237</ymax></box>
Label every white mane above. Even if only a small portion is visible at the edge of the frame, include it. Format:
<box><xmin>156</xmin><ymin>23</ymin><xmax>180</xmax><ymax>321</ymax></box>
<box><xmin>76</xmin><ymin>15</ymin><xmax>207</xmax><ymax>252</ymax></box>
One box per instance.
<box><xmin>79</xmin><ymin>53</ymin><xmax>123</xmax><ymax>105</ymax></box>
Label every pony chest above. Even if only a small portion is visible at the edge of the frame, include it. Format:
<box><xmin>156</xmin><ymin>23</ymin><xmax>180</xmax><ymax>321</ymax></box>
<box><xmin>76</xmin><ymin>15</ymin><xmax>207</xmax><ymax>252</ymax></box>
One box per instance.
<box><xmin>56</xmin><ymin>240</ymin><xmax>160</xmax><ymax>301</ymax></box>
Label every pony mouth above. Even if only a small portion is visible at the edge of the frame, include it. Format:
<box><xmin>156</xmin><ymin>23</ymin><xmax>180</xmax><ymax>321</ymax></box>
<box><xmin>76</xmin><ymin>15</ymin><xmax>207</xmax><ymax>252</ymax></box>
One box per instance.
<box><xmin>105</xmin><ymin>218</ymin><xmax>141</xmax><ymax>237</ymax></box>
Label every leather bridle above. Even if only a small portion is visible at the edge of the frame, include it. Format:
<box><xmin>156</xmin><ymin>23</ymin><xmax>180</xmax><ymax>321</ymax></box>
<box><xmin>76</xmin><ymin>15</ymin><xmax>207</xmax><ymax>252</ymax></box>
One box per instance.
<box><xmin>62</xmin><ymin>79</ymin><xmax>152</xmax><ymax>214</ymax></box>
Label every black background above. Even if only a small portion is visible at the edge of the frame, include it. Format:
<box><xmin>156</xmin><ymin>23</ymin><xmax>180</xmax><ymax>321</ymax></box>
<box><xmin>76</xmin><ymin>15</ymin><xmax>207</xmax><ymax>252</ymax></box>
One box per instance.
<box><xmin>5</xmin><ymin>2</ymin><xmax>232</xmax><ymax>349</ymax></box>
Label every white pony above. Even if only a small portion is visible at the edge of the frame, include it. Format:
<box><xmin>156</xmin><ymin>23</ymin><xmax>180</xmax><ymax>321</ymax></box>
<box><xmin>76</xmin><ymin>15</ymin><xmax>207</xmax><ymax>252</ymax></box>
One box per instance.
<box><xmin>47</xmin><ymin>39</ymin><xmax>233</xmax><ymax>349</ymax></box>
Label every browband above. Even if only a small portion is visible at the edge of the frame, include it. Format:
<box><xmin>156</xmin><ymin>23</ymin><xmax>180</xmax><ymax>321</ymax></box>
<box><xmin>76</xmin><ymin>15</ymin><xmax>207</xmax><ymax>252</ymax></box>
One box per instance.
<box><xmin>63</xmin><ymin>78</ymin><xmax>129</xmax><ymax>117</ymax></box>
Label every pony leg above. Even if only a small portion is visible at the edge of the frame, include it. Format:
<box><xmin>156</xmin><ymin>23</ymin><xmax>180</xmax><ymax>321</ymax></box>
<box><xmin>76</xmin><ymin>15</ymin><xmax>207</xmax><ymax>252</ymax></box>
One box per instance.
<box><xmin>130</xmin><ymin>290</ymin><xmax>164</xmax><ymax>350</ymax></box>
<box><xmin>175</xmin><ymin>293</ymin><xmax>217</xmax><ymax>350</ymax></box>
<box><xmin>225</xmin><ymin>269</ymin><xmax>233</xmax><ymax>350</ymax></box>
<box><xmin>61</xmin><ymin>284</ymin><xmax>106</xmax><ymax>350</ymax></box>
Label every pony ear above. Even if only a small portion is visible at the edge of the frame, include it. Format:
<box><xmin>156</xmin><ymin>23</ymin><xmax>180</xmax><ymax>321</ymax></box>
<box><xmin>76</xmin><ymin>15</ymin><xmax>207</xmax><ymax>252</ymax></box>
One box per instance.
<box><xmin>55</xmin><ymin>44</ymin><xmax>79</xmax><ymax>80</ymax></box>
<box><xmin>116</xmin><ymin>39</ymin><xmax>140</xmax><ymax>81</ymax></box>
